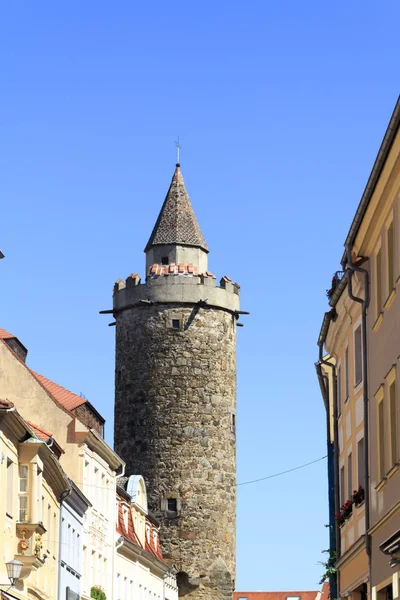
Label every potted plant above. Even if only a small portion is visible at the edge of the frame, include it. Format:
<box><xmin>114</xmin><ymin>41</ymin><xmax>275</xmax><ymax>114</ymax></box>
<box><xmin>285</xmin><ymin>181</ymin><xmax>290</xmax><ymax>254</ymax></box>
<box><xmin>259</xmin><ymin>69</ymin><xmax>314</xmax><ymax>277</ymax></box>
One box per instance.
<box><xmin>352</xmin><ymin>486</ymin><xmax>365</xmax><ymax>506</ymax></box>
<box><xmin>335</xmin><ymin>499</ymin><xmax>353</xmax><ymax>526</ymax></box>
<box><xmin>91</xmin><ymin>586</ymin><xmax>106</xmax><ymax>600</ymax></box>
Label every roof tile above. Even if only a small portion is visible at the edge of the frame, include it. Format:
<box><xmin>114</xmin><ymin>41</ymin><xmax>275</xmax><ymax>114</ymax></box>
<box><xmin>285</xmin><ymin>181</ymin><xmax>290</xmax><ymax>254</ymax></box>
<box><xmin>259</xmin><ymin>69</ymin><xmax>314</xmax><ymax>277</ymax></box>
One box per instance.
<box><xmin>30</xmin><ymin>371</ymin><xmax>87</xmax><ymax>411</ymax></box>
<box><xmin>145</xmin><ymin>164</ymin><xmax>208</xmax><ymax>252</ymax></box>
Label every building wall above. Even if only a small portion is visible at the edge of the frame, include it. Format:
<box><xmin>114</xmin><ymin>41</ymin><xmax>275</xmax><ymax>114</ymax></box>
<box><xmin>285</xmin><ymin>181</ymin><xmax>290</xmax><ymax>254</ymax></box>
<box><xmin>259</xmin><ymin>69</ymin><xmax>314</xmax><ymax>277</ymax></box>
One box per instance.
<box><xmin>80</xmin><ymin>448</ymin><xmax>117</xmax><ymax>600</ymax></box>
<box><xmin>0</xmin><ymin>418</ymin><xmax>62</xmax><ymax>600</ymax></box>
<box><xmin>353</xmin><ymin>125</ymin><xmax>400</xmax><ymax>592</ymax></box>
<box><xmin>115</xmin><ymin>552</ymin><xmax>168</xmax><ymax>600</ymax></box>
<box><xmin>0</xmin><ymin>342</ymin><xmax>80</xmax><ymax>477</ymax></box>
<box><xmin>59</xmin><ymin>499</ymin><xmax>85</xmax><ymax>600</ymax></box>
<box><xmin>114</xmin><ymin>301</ymin><xmax>237</xmax><ymax>600</ymax></box>
<box><xmin>324</xmin><ymin>278</ymin><xmax>368</xmax><ymax>595</ymax></box>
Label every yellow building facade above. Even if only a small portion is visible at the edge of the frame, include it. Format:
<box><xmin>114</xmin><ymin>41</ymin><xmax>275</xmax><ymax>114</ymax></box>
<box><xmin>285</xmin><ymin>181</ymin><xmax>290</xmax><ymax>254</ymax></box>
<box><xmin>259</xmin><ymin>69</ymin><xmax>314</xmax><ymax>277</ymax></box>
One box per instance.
<box><xmin>0</xmin><ymin>401</ymin><xmax>70</xmax><ymax>600</ymax></box>
<box><xmin>317</xmin><ymin>96</ymin><xmax>400</xmax><ymax>600</ymax></box>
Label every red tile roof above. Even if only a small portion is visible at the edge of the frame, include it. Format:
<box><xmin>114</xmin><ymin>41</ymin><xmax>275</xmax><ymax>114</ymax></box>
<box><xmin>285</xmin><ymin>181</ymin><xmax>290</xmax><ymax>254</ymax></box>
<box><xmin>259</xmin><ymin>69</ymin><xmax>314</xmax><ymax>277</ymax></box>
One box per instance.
<box><xmin>0</xmin><ymin>328</ymin><xmax>14</xmax><ymax>339</ymax></box>
<box><xmin>116</xmin><ymin>500</ymin><xmax>142</xmax><ymax>547</ymax></box>
<box><xmin>233</xmin><ymin>588</ymin><xmax>329</xmax><ymax>600</ymax></box>
<box><xmin>116</xmin><ymin>497</ymin><xmax>164</xmax><ymax>562</ymax></box>
<box><xmin>30</xmin><ymin>371</ymin><xmax>86</xmax><ymax>411</ymax></box>
<box><xmin>25</xmin><ymin>420</ymin><xmax>53</xmax><ymax>441</ymax></box>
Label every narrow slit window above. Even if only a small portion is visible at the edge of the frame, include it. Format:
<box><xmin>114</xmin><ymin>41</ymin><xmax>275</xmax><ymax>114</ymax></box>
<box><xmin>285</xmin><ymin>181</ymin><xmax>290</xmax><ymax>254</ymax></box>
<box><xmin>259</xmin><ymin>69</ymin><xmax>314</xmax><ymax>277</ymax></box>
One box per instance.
<box><xmin>340</xmin><ymin>466</ymin><xmax>345</xmax><ymax>506</ymax></box>
<box><xmin>337</xmin><ymin>366</ymin><xmax>342</xmax><ymax>417</ymax></box>
<box><xmin>161</xmin><ymin>256</ymin><xmax>169</xmax><ymax>265</ymax></box>
<box><xmin>167</xmin><ymin>498</ymin><xmax>177</xmax><ymax>513</ymax></box>
<box><xmin>389</xmin><ymin>379</ymin><xmax>397</xmax><ymax>467</ymax></box>
<box><xmin>172</xmin><ymin>319</ymin><xmax>180</xmax><ymax>330</ymax></box>
<box><xmin>354</xmin><ymin>326</ymin><xmax>362</xmax><ymax>385</ymax></box>
<box><xmin>376</xmin><ymin>247</ymin><xmax>382</xmax><ymax>314</ymax></box>
<box><xmin>378</xmin><ymin>399</ymin><xmax>385</xmax><ymax>480</ymax></box>
<box><xmin>357</xmin><ymin>437</ymin><xmax>365</xmax><ymax>489</ymax></box>
<box><xmin>231</xmin><ymin>413</ymin><xmax>236</xmax><ymax>434</ymax></box>
<box><xmin>6</xmin><ymin>458</ymin><xmax>14</xmax><ymax>518</ymax></box>
<box><xmin>387</xmin><ymin>222</ymin><xmax>394</xmax><ymax>292</ymax></box>
<box><xmin>18</xmin><ymin>465</ymin><xmax>29</xmax><ymax>522</ymax></box>
<box><xmin>347</xmin><ymin>452</ymin><xmax>352</xmax><ymax>500</ymax></box>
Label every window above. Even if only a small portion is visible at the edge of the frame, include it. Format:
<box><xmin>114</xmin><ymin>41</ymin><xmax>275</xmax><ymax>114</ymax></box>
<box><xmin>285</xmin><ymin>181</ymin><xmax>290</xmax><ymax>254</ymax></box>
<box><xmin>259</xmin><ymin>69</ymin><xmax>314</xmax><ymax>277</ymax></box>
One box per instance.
<box><xmin>376</xmin><ymin>247</ymin><xmax>383</xmax><ymax>314</ymax></box>
<box><xmin>172</xmin><ymin>319</ymin><xmax>180</xmax><ymax>330</ymax></box>
<box><xmin>337</xmin><ymin>366</ymin><xmax>342</xmax><ymax>417</ymax></box>
<box><xmin>378</xmin><ymin>398</ymin><xmax>385</xmax><ymax>481</ymax></box>
<box><xmin>357</xmin><ymin>437</ymin><xmax>365</xmax><ymax>489</ymax></box>
<box><xmin>161</xmin><ymin>256</ymin><xmax>169</xmax><ymax>265</ymax></box>
<box><xmin>354</xmin><ymin>326</ymin><xmax>362</xmax><ymax>385</ymax></box>
<box><xmin>389</xmin><ymin>379</ymin><xmax>397</xmax><ymax>467</ymax></box>
<box><xmin>347</xmin><ymin>452</ymin><xmax>353</xmax><ymax>500</ymax></box>
<box><xmin>47</xmin><ymin>504</ymin><xmax>52</xmax><ymax>552</ymax></box>
<box><xmin>238</xmin><ymin>598</ymin><xmax>248</xmax><ymax>600</ymax></box>
<box><xmin>167</xmin><ymin>498</ymin><xmax>177</xmax><ymax>512</ymax></box>
<box><xmin>6</xmin><ymin>458</ymin><xmax>14</xmax><ymax>518</ymax></box>
<box><xmin>340</xmin><ymin>466</ymin><xmax>345</xmax><ymax>506</ymax></box>
<box><xmin>387</xmin><ymin>221</ymin><xmax>395</xmax><ymax>293</ymax></box>
<box><xmin>345</xmin><ymin>347</ymin><xmax>349</xmax><ymax>400</ymax></box>
<box><xmin>18</xmin><ymin>465</ymin><xmax>29</xmax><ymax>522</ymax></box>
<box><xmin>123</xmin><ymin>506</ymin><xmax>129</xmax><ymax>531</ymax></box>
<box><xmin>231</xmin><ymin>413</ymin><xmax>236</xmax><ymax>434</ymax></box>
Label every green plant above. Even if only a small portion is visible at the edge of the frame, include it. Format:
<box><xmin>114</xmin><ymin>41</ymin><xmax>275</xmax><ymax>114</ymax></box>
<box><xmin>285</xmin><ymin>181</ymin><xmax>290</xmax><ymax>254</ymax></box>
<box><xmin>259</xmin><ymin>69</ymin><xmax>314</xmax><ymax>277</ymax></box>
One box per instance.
<box><xmin>318</xmin><ymin>549</ymin><xmax>337</xmax><ymax>585</ymax></box>
<box><xmin>90</xmin><ymin>585</ymin><xmax>106</xmax><ymax>600</ymax></box>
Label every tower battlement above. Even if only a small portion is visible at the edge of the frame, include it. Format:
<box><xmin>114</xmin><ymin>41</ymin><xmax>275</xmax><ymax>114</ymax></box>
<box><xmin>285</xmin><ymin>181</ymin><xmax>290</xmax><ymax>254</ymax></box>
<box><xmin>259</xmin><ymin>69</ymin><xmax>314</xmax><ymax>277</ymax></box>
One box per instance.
<box><xmin>113</xmin><ymin>264</ymin><xmax>240</xmax><ymax>314</ymax></box>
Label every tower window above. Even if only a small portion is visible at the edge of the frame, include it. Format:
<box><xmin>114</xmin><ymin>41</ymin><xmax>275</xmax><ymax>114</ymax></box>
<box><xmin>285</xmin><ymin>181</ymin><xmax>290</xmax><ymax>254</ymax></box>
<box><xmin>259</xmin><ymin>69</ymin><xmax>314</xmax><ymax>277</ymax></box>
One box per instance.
<box><xmin>161</xmin><ymin>256</ymin><xmax>169</xmax><ymax>265</ymax></box>
<box><xmin>167</xmin><ymin>498</ymin><xmax>177</xmax><ymax>513</ymax></box>
<box><xmin>231</xmin><ymin>413</ymin><xmax>236</xmax><ymax>434</ymax></box>
<box><xmin>172</xmin><ymin>319</ymin><xmax>180</xmax><ymax>330</ymax></box>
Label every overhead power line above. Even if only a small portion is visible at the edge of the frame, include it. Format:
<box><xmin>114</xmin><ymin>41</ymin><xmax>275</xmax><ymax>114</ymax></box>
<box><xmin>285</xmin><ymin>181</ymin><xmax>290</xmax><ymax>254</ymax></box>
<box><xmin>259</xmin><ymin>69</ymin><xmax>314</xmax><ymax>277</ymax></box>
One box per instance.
<box><xmin>236</xmin><ymin>455</ymin><xmax>327</xmax><ymax>487</ymax></box>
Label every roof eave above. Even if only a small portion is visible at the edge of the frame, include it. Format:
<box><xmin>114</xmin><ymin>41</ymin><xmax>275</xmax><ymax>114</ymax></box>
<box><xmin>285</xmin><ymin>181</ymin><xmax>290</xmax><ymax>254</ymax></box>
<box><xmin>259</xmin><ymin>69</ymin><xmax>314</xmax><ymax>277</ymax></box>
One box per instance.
<box><xmin>341</xmin><ymin>95</ymin><xmax>400</xmax><ymax>266</ymax></box>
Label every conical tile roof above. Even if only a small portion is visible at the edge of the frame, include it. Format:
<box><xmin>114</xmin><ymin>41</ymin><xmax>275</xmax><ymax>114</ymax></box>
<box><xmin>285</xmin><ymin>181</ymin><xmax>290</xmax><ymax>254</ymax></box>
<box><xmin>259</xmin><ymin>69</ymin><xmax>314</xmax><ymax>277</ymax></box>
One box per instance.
<box><xmin>144</xmin><ymin>164</ymin><xmax>208</xmax><ymax>252</ymax></box>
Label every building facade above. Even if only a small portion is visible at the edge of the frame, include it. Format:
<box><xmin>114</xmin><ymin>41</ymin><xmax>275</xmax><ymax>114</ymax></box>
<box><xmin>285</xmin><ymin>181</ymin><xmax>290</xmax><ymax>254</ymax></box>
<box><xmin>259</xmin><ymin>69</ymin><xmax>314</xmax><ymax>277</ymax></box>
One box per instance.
<box><xmin>0</xmin><ymin>326</ymin><xmax>178</xmax><ymax>599</ymax></box>
<box><xmin>317</xmin><ymin>273</ymin><xmax>368</xmax><ymax>600</ymax></box>
<box><xmin>233</xmin><ymin>584</ymin><xmax>330</xmax><ymax>600</ymax></box>
<box><xmin>59</xmin><ymin>481</ymin><xmax>90</xmax><ymax>600</ymax></box>
<box><xmin>0</xmin><ymin>401</ymin><xmax>70</xmax><ymax>600</ymax></box>
<box><xmin>115</xmin><ymin>475</ymin><xmax>178</xmax><ymax>600</ymax></box>
<box><xmin>112</xmin><ymin>163</ymin><xmax>242</xmax><ymax>599</ymax></box>
<box><xmin>317</xmin><ymin>96</ymin><xmax>400</xmax><ymax>600</ymax></box>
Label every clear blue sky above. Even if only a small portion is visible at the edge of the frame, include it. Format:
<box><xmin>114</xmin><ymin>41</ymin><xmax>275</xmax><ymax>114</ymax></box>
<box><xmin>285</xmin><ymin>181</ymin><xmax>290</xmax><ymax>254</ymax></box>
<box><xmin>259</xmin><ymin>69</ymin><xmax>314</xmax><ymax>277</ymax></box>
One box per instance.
<box><xmin>1</xmin><ymin>0</ymin><xmax>399</xmax><ymax>592</ymax></box>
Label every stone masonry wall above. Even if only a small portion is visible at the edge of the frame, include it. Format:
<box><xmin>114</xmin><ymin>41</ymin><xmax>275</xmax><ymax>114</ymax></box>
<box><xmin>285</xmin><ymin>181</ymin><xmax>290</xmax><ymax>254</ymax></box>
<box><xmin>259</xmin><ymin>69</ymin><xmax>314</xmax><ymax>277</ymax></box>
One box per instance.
<box><xmin>114</xmin><ymin>303</ymin><xmax>236</xmax><ymax>600</ymax></box>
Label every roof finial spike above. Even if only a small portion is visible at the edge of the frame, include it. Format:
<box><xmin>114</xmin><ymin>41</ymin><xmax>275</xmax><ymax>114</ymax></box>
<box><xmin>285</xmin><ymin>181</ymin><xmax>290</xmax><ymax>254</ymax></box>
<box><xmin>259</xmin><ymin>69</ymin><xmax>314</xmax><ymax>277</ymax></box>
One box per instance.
<box><xmin>175</xmin><ymin>137</ymin><xmax>181</xmax><ymax>166</ymax></box>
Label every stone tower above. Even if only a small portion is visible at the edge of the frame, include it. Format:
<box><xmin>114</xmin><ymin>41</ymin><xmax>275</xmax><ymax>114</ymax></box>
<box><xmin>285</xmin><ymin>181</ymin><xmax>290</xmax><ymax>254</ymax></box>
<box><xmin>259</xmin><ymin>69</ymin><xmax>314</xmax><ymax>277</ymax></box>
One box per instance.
<box><xmin>113</xmin><ymin>164</ymin><xmax>241</xmax><ymax>600</ymax></box>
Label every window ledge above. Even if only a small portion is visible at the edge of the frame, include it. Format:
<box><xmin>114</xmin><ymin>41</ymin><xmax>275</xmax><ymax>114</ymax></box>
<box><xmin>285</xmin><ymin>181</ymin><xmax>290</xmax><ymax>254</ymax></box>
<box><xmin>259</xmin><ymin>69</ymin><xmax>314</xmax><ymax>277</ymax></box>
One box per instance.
<box><xmin>386</xmin><ymin>463</ymin><xmax>399</xmax><ymax>479</ymax></box>
<box><xmin>375</xmin><ymin>477</ymin><xmax>387</xmax><ymax>491</ymax></box>
<box><xmin>383</xmin><ymin>289</ymin><xmax>396</xmax><ymax>311</ymax></box>
<box><xmin>355</xmin><ymin>501</ymin><xmax>365</xmax><ymax>512</ymax></box>
<box><xmin>372</xmin><ymin>312</ymin><xmax>384</xmax><ymax>332</ymax></box>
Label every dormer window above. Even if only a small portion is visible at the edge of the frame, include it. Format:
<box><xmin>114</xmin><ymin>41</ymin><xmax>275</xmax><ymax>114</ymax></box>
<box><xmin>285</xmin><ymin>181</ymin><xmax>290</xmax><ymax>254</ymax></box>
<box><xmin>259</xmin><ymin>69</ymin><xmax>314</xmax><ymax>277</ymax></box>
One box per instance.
<box><xmin>161</xmin><ymin>256</ymin><xmax>169</xmax><ymax>265</ymax></box>
<box><xmin>122</xmin><ymin>505</ymin><xmax>129</xmax><ymax>531</ymax></box>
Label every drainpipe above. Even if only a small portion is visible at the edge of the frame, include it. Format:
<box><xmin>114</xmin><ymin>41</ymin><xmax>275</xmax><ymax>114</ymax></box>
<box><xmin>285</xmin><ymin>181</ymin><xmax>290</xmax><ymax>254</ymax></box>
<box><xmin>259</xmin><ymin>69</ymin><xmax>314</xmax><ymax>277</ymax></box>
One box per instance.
<box><xmin>316</xmin><ymin>361</ymin><xmax>337</xmax><ymax>600</ymax></box>
<box><xmin>57</xmin><ymin>488</ymin><xmax>72</xmax><ymax>600</ymax></box>
<box><xmin>345</xmin><ymin>247</ymin><xmax>371</xmax><ymax>581</ymax></box>
<box><xmin>318</xmin><ymin>343</ymin><xmax>340</xmax><ymax>599</ymax></box>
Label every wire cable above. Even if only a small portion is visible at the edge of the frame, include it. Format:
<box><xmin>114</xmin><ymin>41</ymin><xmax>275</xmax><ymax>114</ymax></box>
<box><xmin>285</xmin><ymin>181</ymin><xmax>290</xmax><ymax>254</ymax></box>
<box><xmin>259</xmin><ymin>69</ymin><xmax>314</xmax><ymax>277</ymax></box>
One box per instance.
<box><xmin>236</xmin><ymin>455</ymin><xmax>327</xmax><ymax>487</ymax></box>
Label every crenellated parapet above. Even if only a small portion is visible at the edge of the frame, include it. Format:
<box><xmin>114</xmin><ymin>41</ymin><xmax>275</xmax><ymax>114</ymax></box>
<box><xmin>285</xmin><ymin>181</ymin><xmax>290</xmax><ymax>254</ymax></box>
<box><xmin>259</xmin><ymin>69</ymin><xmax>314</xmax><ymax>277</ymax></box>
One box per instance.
<box><xmin>113</xmin><ymin>263</ymin><xmax>240</xmax><ymax>313</ymax></box>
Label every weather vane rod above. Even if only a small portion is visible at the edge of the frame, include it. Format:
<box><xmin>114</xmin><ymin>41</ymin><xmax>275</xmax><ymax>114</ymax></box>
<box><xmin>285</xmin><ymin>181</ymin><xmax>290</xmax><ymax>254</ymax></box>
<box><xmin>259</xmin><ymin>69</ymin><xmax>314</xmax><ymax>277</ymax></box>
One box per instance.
<box><xmin>175</xmin><ymin>137</ymin><xmax>181</xmax><ymax>164</ymax></box>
